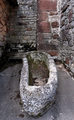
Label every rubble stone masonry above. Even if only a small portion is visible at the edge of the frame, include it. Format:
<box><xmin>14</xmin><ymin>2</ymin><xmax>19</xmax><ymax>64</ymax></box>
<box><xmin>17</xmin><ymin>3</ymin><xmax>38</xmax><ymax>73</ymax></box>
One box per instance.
<box><xmin>8</xmin><ymin>0</ymin><xmax>37</xmax><ymax>52</ymax></box>
<box><xmin>0</xmin><ymin>0</ymin><xmax>74</xmax><ymax>75</ymax></box>
<box><xmin>60</xmin><ymin>0</ymin><xmax>74</xmax><ymax>74</ymax></box>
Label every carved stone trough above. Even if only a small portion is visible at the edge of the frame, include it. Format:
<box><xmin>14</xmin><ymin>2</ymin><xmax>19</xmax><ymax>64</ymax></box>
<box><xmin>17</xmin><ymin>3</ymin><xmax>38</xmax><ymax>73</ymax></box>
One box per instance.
<box><xmin>20</xmin><ymin>51</ymin><xmax>58</xmax><ymax>116</ymax></box>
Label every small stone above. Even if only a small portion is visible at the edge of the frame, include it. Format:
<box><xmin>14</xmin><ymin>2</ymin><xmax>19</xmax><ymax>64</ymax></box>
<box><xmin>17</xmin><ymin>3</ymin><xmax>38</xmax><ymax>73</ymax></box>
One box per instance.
<box><xmin>51</xmin><ymin>21</ymin><xmax>59</xmax><ymax>28</ymax></box>
<box><xmin>19</xmin><ymin>114</ymin><xmax>24</xmax><ymax>118</ymax></box>
<box><xmin>27</xmin><ymin>28</ymin><xmax>32</xmax><ymax>31</ymax></box>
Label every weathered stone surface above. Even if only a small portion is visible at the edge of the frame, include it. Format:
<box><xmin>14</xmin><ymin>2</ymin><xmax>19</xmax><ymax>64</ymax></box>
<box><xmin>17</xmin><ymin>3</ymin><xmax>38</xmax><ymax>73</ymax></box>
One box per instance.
<box><xmin>38</xmin><ymin>0</ymin><xmax>57</xmax><ymax>11</ymax></box>
<box><xmin>37</xmin><ymin>0</ymin><xmax>60</xmax><ymax>55</ymax></box>
<box><xmin>48</xmin><ymin>51</ymin><xmax>59</xmax><ymax>56</ymax></box>
<box><xmin>38</xmin><ymin>22</ymin><xmax>51</xmax><ymax>33</ymax></box>
<box><xmin>60</xmin><ymin>0</ymin><xmax>74</xmax><ymax>75</ymax></box>
<box><xmin>53</xmin><ymin>34</ymin><xmax>59</xmax><ymax>39</ymax></box>
<box><xmin>38</xmin><ymin>12</ymin><xmax>48</xmax><ymax>21</ymax></box>
<box><xmin>20</xmin><ymin>51</ymin><xmax>58</xmax><ymax>116</ymax></box>
<box><xmin>51</xmin><ymin>22</ymin><xmax>59</xmax><ymax>28</ymax></box>
<box><xmin>37</xmin><ymin>43</ymin><xmax>58</xmax><ymax>51</ymax></box>
<box><xmin>9</xmin><ymin>0</ymin><xmax>37</xmax><ymax>51</ymax></box>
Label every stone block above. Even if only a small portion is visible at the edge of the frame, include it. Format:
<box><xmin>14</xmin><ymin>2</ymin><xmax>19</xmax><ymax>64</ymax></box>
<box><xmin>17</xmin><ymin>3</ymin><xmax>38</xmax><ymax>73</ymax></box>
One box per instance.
<box><xmin>61</xmin><ymin>3</ymin><xmax>69</xmax><ymax>13</ymax></box>
<box><xmin>38</xmin><ymin>0</ymin><xmax>57</xmax><ymax>11</ymax></box>
<box><xmin>68</xmin><ymin>9</ymin><xmax>73</xmax><ymax>23</ymax></box>
<box><xmin>38</xmin><ymin>22</ymin><xmax>51</xmax><ymax>33</ymax></box>
<box><xmin>38</xmin><ymin>12</ymin><xmax>48</xmax><ymax>21</ymax></box>
<box><xmin>43</xmin><ymin>33</ymin><xmax>51</xmax><ymax>39</ymax></box>
<box><xmin>49</xmin><ymin>12</ymin><xmax>58</xmax><ymax>15</ymax></box>
<box><xmin>48</xmin><ymin>51</ymin><xmax>59</xmax><ymax>56</ymax></box>
<box><xmin>37</xmin><ymin>33</ymin><xmax>43</xmax><ymax>44</ymax></box>
<box><xmin>66</xmin><ymin>57</ymin><xmax>69</xmax><ymax>65</ymax></box>
<box><xmin>37</xmin><ymin>43</ymin><xmax>58</xmax><ymax>50</ymax></box>
<box><xmin>51</xmin><ymin>21</ymin><xmax>59</xmax><ymax>28</ymax></box>
<box><xmin>23</xmin><ymin>36</ymin><xmax>31</xmax><ymax>40</ymax></box>
<box><xmin>53</xmin><ymin>34</ymin><xmax>59</xmax><ymax>39</ymax></box>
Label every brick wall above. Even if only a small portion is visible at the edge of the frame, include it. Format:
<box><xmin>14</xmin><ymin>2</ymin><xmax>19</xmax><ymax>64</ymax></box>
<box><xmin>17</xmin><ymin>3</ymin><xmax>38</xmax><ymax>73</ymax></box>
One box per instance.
<box><xmin>37</xmin><ymin>0</ymin><xmax>61</xmax><ymax>57</ymax></box>
<box><xmin>0</xmin><ymin>0</ymin><xmax>10</xmax><ymax>57</ymax></box>
<box><xmin>60</xmin><ymin>0</ymin><xmax>74</xmax><ymax>74</ymax></box>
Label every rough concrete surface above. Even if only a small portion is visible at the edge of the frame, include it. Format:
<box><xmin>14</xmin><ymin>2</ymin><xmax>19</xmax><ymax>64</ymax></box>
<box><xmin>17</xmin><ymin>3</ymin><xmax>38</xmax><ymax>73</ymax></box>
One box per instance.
<box><xmin>0</xmin><ymin>63</ymin><xmax>74</xmax><ymax>120</ymax></box>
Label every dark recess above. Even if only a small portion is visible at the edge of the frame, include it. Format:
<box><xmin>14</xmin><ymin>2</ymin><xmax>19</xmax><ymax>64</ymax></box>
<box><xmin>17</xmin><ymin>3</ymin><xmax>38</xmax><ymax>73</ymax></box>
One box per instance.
<box><xmin>6</xmin><ymin>0</ymin><xmax>18</xmax><ymax>6</ymax></box>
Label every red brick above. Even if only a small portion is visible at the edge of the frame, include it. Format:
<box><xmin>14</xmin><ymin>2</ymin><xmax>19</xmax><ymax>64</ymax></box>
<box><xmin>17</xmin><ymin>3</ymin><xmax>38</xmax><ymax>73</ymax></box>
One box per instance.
<box><xmin>66</xmin><ymin>57</ymin><xmax>69</xmax><ymax>65</ymax></box>
<box><xmin>61</xmin><ymin>13</ymin><xmax>63</xmax><ymax>18</ymax></box>
<box><xmin>50</xmin><ymin>12</ymin><xmax>58</xmax><ymax>15</ymax></box>
<box><xmin>38</xmin><ymin>12</ymin><xmax>48</xmax><ymax>21</ymax></box>
<box><xmin>38</xmin><ymin>22</ymin><xmax>51</xmax><ymax>33</ymax></box>
<box><xmin>51</xmin><ymin>21</ymin><xmax>59</xmax><ymax>28</ymax></box>
<box><xmin>38</xmin><ymin>0</ymin><xmax>57</xmax><ymax>11</ymax></box>
<box><xmin>37</xmin><ymin>43</ymin><xmax>58</xmax><ymax>50</ymax></box>
<box><xmin>27</xmin><ymin>28</ymin><xmax>32</xmax><ymax>31</ymax></box>
<box><xmin>48</xmin><ymin>51</ymin><xmax>58</xmax><ymax>56</ymax></box>
<box><xmin>53</xmin><ymin>34</ymin><xmax>59</xmax><ymax>39</ymax></box>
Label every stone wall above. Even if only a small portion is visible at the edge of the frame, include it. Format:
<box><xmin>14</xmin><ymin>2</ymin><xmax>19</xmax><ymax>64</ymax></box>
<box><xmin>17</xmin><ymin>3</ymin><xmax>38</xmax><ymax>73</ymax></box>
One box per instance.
<box><xmin>0</xmin><ymin>0</ymin><xmax>74</xmax><ymax>76</ymax></box>
<box><xmin>60</xmin><ymin>0</ymin><xmax>74</xmax><ymax>74</ymax></box>
<box><xmin>7</xmin><ymin>0</ymin><xmax>37</xmax><ymax>52</ymax></box>
<box><xmin>0</xmin><ymin>0</ymin><xmax>10</xmax><ymax>57</ymax></box>
<box><xmin>37</xmin><ymin>0</ymin><xmax>61</xmax><ymax>57</ymax></box>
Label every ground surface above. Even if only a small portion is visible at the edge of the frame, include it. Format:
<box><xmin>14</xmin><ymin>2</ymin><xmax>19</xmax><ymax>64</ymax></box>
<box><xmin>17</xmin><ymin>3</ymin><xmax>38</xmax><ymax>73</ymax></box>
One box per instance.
<box><xmin>0</xmin><ymin>62</ymin><xmax>74</xmax><ymax>120</ymax></box>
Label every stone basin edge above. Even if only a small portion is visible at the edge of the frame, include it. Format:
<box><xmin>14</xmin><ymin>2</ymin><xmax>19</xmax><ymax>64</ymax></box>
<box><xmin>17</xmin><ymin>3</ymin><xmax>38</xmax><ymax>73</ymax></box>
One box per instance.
<box><xmin>20</xmin><ymin>51</ymin><xmax>58</xmax><ymax>116</ymax></box>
